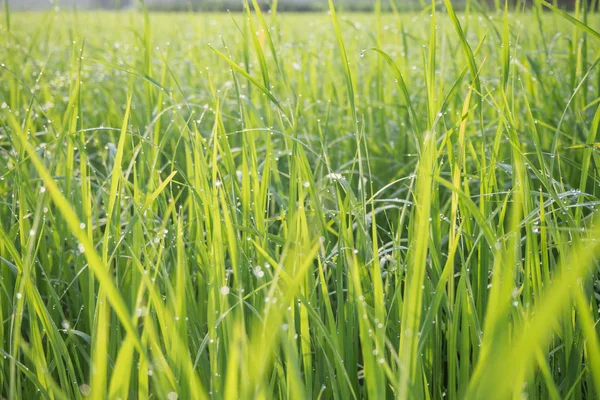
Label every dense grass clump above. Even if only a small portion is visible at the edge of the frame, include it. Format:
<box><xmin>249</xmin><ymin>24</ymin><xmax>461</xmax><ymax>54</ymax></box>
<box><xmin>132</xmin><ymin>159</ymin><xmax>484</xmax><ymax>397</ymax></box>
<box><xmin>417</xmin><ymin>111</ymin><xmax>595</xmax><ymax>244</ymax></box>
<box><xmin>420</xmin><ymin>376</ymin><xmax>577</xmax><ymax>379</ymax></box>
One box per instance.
<box><xmin>1</xmin><ymin>1</ymin><xmax>600</xmax><ymax>399</ymax></box>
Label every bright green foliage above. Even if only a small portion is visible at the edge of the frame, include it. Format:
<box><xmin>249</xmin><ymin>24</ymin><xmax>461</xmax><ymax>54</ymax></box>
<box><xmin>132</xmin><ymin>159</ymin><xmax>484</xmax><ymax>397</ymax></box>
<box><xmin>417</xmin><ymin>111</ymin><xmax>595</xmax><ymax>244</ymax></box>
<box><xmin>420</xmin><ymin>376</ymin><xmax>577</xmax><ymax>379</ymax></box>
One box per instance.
<box><xmin>0</xmin><ymin>2</ymin><xmax>599</xmax><ymax>399</ymax></box>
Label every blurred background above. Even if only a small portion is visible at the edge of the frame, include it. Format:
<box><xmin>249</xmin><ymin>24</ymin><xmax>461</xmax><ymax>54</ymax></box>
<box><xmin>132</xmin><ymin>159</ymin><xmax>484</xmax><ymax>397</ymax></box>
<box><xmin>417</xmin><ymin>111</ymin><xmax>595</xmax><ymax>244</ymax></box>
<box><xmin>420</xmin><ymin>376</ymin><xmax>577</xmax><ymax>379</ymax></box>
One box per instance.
<box><xmin>6</xmin><ymin>0</ymin><xmax>587</xmax><ymax>12</ymax></box>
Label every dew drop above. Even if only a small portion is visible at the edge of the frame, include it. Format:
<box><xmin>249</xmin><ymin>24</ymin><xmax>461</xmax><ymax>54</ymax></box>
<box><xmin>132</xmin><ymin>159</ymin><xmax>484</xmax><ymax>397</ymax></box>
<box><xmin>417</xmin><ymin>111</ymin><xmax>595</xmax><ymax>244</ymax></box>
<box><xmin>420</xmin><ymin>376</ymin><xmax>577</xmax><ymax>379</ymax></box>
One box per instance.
<box><xmin>167</xmin><ymin>392</ymin><xmax>178</xmax><ymax>400</ymax></box>
<box><xmin>79</xmin><ymin>384</ymin><xmax>91</xmax><ymax>396</ymax></box>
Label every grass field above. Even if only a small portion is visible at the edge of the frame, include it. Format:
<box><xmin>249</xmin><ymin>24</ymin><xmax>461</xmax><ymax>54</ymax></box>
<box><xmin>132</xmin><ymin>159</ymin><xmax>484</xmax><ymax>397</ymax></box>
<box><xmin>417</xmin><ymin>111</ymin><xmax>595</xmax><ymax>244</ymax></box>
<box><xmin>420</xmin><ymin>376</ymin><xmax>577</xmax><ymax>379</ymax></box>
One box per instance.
<box><xmin>1</xmin><ymin>1</ymin><xmax>600</xmax><ymax>399</ymax></box>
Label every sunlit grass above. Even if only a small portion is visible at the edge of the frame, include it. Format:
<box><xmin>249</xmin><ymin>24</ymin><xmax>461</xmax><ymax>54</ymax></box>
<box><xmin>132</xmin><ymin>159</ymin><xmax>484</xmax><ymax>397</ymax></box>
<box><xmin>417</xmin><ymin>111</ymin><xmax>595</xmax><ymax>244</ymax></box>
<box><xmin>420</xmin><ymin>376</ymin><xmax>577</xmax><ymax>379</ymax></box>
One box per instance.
<box><xmin>1</xmin><ymin>2</ymin><xmax>599</xmax><ymax>399</ymax></box>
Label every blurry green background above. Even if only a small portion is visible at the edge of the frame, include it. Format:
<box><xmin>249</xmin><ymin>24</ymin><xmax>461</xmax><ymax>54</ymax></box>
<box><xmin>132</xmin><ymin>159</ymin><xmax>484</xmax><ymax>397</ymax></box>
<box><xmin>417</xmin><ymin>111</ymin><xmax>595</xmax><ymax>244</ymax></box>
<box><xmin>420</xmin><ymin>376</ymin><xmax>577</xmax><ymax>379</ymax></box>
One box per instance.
<box><xmin>7</xmin><ymin>0</ymin><xmax>592</xmax><ymax>12</ymax></box>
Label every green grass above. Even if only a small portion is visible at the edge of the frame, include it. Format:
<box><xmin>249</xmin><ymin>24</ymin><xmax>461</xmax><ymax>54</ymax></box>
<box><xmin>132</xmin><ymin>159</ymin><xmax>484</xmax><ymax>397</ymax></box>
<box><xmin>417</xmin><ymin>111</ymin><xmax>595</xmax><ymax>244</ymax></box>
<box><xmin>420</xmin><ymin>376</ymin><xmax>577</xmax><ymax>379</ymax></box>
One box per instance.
<box><xmin>1</xmin><ymin>2</ymin><xmax>600</xmax><ymax>399</ymax></box>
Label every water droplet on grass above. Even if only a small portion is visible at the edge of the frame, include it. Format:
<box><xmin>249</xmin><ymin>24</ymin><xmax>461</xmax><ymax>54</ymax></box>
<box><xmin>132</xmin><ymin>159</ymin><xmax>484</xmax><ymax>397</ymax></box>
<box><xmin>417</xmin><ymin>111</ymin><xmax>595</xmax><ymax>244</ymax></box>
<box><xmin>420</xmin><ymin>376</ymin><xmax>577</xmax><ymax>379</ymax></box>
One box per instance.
<box><xmin>167</xmin><ymin>392</ymin><xmax>178</xmax><ymax>400</ymax></box>
<box><xmin>79</xmin><ymin>384</ymin><xmax>91</xmax><ymax>396</ymax></box>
